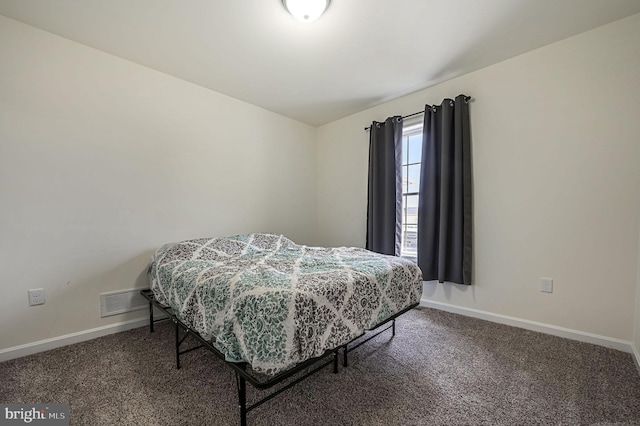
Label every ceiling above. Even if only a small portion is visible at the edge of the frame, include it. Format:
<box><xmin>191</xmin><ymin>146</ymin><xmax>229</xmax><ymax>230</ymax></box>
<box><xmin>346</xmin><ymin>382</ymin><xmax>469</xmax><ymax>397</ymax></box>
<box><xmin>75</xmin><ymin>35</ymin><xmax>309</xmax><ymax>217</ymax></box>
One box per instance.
<box><xmin>1</xmin><ymin>1</ymin><xmax>639</xmax><ymax>126</ymax></box>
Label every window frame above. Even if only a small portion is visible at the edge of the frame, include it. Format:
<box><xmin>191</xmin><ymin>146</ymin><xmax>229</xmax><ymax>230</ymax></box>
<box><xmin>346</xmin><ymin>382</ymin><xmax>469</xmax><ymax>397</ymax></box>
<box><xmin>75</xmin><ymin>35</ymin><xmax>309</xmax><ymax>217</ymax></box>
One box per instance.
<box><xmin>400</xmin><ymin>117</ymin><xmax>423</xmax><ymax>262</ymax></box>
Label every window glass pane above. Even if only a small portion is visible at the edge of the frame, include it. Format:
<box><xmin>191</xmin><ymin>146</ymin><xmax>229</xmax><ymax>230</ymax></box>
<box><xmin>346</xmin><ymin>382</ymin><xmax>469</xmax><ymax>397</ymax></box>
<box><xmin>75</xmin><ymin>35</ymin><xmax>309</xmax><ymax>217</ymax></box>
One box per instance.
<box><xmin>407</xmin><ymin>164</ymin><xmax>420</xmax><ymax>193</ymax></box>
<box><xmin>408</xmin><ymin>134</ymin><xmax>422</xmax><ymax>164</ymax></box>
<box><xmin>402</xmin><ymin>136</ymin><xmax>408</xmax><ymax>165</ymax></box>
<box><xmin>404</xmin><ymin>194</ymin><xmax>418</xmax><ymax>225</ymax></box>
<box><xmin>402</xmin><ymin>165</ymin><xmax>409</xmax><ymax>193</ymax></box>
<box><xmin>402</xmin><ymin>224</ymin><xmax>417</xmax><ymax>256</ymax></box>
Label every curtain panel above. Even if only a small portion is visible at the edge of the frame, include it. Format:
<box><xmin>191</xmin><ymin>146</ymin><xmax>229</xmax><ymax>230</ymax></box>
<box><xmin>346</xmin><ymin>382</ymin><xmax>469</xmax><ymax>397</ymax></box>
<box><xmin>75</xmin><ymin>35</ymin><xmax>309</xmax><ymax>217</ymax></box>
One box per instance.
<box><xmin>417</xmin><ymin>95</ymin><xmax>472</xmax><ymax>285</ymax></box>
<box><xmin>366</xmin><ymin>116</ymin><xmax>403</xmax><ymax>256</ymax></box>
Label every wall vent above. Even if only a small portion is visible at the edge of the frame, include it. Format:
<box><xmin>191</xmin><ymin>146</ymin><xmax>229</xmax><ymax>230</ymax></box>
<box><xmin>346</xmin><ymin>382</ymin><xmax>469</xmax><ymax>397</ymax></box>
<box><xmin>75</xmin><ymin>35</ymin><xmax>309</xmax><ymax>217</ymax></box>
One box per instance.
<box><xmin>100</xmin><ymin>289</ymin><xmax>148</xmax><ymax>317</ymax></box>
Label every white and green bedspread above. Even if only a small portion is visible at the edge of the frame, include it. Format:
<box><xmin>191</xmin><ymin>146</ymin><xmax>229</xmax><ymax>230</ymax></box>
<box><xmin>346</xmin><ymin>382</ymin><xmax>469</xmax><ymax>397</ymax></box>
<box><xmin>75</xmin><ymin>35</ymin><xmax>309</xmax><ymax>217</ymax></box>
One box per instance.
<box><xmin>150</xmin><ymin>233</ymin><xmax>422</xmax><ymax>375</ymax></box>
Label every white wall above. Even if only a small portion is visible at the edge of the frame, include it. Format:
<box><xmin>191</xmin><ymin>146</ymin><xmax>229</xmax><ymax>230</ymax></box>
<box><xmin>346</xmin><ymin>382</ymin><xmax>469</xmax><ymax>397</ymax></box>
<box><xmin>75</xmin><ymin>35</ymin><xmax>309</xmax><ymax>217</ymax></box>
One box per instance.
<box><xmin>317</xmin><ymin>13</ymin><xmax>640</xmax><ymax>342</ymax></box>
<box><xmin>0</xmin><ymin>15</ymin><xmax>317</xmax><ymax>351</ymax></box>
<box><xmin>2</xmin><ymin>11</ymin><xmax>640</xmax><ymax>357</ymax></box>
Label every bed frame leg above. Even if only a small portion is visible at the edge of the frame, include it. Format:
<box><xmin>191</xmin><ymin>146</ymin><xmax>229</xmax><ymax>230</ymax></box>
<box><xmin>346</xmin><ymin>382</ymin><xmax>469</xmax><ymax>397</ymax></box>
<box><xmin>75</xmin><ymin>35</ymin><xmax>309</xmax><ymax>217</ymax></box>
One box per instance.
<box><xmin>333</xmin><ymin>350</ymin><xmax>338</xmax><ymax>373</ymax></box>
<box><xmin>237</xmin><ymin>372</ymin><xmax>247</xmax><ymax>426</ymax></box>
<box><xmin>149</xmin><ymin>301</ymin><xmax>154</xmax><ymax>333</ymax></box>
<box><xmin>175</xmin><ymin>320</ymin><xmax>181</xmax><ymax>370</ymax></box>
<box><xmin>392</xmin><ymin>319</ymin><xmax>396</xmax><ymax>337</ymax></box>
<box><xmin>343</xmin><ymin>344</ymin><xmax>348</xmax><ymax>368</ymax></box>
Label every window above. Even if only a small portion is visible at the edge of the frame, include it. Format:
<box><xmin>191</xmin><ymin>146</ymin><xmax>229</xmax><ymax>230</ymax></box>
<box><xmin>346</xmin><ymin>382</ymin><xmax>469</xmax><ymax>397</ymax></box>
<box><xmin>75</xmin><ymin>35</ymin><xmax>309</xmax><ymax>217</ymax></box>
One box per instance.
<box><xmin>400</xmin><ymin>119</ymin><xmax>423</xmax><ymax>259</ymax></box>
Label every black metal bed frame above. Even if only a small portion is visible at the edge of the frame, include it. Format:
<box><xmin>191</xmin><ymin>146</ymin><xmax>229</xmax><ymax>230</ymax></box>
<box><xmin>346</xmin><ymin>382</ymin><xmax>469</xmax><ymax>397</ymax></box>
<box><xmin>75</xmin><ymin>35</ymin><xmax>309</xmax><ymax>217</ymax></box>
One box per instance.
<box><xmin>140</xmin><ymin>288</ymin><xmax>417</xmax><ymax>426</ymax></box>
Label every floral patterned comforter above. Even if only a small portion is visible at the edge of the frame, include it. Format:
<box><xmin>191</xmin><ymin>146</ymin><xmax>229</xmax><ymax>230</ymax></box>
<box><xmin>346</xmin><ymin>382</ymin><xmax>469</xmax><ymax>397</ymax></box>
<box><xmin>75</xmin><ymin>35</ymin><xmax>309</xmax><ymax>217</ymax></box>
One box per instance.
<box><xmin>150</xmin><ymin>233</ymin><xmax>422</xmax><ymax>375</ymax></box>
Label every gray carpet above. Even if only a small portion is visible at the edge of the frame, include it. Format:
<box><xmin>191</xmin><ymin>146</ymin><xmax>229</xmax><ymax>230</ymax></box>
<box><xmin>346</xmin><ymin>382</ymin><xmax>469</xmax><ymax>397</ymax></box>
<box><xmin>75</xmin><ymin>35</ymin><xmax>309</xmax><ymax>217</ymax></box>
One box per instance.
<box><xmin>2</xmin><ymin>307</ymin><xmax>640</xmax><ymax>425</ymax></box>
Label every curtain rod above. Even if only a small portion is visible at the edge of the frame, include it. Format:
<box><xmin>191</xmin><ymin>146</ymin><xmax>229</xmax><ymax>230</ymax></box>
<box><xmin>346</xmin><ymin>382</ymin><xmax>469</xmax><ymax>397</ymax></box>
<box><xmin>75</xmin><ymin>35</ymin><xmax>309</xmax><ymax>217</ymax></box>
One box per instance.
<box><xmin>363</xmin><ymin>95</ymin><xmax>471</xmax><ymax>131</ymax></box>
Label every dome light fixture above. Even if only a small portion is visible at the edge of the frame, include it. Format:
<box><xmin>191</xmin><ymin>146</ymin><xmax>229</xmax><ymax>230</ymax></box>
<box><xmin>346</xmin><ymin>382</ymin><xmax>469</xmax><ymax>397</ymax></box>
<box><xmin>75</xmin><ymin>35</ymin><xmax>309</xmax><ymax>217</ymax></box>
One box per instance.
<box><xmin>282</xmin><ymin>0</ymin><xmax>331</xmax><ymax>23</ymax></box>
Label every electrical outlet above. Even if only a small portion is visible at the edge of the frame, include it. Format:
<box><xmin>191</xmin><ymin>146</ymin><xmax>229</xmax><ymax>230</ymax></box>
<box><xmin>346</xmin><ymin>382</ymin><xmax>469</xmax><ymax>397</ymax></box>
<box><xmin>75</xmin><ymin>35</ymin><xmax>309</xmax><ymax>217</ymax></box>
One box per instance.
<box><xmin>540</xmin><ymin>278</ymin><xmax>553</xmax><ymax>293</ymax></box>
<box><xmin>28</xmin><ymin>288</ymin><xmax>45</xmax><ymax>306</ymax></box>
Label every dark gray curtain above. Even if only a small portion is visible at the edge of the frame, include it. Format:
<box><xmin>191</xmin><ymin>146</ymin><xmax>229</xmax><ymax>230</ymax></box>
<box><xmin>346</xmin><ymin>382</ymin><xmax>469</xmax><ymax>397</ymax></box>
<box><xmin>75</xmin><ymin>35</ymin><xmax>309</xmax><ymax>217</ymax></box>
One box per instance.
<box><xmin>366</xmin><ymin>116</ymin><xmax>403</xmax><ymax>256</ymax></box>
<box><xmin>417</xmin><ymin>95</ymin><xmax>472</xmax><ymax>284</ymax></box>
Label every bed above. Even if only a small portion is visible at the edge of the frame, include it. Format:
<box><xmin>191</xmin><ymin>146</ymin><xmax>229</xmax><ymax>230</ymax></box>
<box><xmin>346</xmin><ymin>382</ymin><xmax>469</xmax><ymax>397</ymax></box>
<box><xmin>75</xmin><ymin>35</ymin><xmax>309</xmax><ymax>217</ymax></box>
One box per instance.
<box><xmin>143</xmin><ymin>233</ymin><xmax>422</xmax><ymax>424</ymax></box>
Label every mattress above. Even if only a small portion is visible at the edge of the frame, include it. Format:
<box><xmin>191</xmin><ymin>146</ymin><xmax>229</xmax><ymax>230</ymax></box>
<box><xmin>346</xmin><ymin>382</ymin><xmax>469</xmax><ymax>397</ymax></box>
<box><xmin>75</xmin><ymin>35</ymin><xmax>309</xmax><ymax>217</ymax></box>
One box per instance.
<box><xmin>150</xmin><ymin>233</ymin><xmax>422</xmax><ymax>375</ymax></box>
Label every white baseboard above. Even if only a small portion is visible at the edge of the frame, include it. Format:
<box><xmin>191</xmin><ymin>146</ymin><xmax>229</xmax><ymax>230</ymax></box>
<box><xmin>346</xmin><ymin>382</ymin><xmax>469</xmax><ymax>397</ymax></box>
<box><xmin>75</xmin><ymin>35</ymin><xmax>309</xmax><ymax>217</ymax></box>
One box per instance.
<box><xmin>420</xmin><ymin>298</ymin><xmax>634</xmax><ymax>354</ymax></box>
<box><xmin>0</xmin><ymin>312</ymin><xmax>166</xmax><ymax>363</ymax></box>
<box><xmin>3</xmin><ymin>298</ymin><xmax>637</xmax><ymax>368</ymax></box>
<box><xmin>632</xmin><ymin>343</ymin><xmax>640</xmax><ymax>375</ymax></box>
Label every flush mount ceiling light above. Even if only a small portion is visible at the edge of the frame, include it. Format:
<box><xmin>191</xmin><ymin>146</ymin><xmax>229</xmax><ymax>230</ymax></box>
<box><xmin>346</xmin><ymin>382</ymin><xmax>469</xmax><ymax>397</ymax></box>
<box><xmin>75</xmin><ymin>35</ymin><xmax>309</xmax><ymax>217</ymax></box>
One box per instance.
<box><xmin>282</xmin><ymin>0</ymin><xmax>331</xmax><ymax>23</ymax></box>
